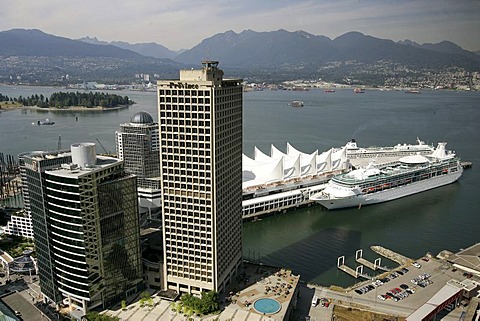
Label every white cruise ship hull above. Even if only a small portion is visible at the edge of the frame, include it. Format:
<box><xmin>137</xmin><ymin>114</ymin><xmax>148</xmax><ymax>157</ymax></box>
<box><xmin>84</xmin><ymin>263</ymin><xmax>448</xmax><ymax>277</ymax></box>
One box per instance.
<box><xmin>311</xmin><ymin>169</ymin><xmax>463</xmax><ymax>210</ymax></box>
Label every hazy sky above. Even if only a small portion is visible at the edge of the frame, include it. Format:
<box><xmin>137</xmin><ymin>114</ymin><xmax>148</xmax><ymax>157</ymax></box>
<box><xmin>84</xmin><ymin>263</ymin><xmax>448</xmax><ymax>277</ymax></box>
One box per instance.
<box><xmin>1</xmin><ymin>0</ymin><xmax>479</xmax><ymax>51</ymax></box>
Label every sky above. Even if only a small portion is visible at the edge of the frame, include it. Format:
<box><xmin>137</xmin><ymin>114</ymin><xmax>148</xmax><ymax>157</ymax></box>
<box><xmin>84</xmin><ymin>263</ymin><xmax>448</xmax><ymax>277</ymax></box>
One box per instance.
<box><xmin>1</xmin><ymin>0</ymin><xmax>480</xmax><ymax>51</ymax></box>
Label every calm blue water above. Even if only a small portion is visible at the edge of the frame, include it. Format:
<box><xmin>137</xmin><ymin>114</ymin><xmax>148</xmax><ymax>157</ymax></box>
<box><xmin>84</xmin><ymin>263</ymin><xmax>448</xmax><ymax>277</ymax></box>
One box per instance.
<box><xmin>1</xmin><ymin>85</ymin><xmax>479</xmax><ymax>287</ymax></box>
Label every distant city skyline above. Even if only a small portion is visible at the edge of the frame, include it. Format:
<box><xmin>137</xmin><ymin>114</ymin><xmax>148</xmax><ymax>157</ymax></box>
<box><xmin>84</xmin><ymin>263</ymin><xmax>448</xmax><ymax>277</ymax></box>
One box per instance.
<box><xmin>1</xmin><ymin>0</ymin><xmax>480</xmax><ymax>51</ymax></box>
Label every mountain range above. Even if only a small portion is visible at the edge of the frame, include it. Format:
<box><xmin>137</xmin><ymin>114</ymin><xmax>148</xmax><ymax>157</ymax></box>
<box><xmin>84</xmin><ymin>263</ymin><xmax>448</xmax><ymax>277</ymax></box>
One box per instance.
<box><xmin>77</xmin><ymin>36</ymin><xmax>181</xmax><ymax>59</ymax></box>
<box><xmin>175</xmin><ymin>29</ymin><xmax>479</xmax><ymax>70</ymax></box>
<box><xmin>1</xmin><ymin>28</ymin><xmax>479</xmax><ymax>84</ymax></box>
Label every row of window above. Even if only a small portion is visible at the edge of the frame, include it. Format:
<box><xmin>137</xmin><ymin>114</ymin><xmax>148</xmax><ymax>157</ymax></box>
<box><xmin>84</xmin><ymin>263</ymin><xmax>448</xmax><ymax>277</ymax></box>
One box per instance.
<box><xmin>159</xmin><ymin>89</ymin><xmax>210</xmax><ymax>96</ymax></box>
<box><xmin>159</xmin><ymin>97</ymin><xmax>211</xmax><ymax>104</ymax></box>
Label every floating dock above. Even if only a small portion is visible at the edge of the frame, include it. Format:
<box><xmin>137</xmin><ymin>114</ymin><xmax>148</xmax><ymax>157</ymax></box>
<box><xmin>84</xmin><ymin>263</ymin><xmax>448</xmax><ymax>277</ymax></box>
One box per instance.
<box><xmin>337</xmin><ymin>256</ymin><xmax>372</xmax><ymax>279</ymax></box>
<box><xmin>355</xmin><ymin>249</ymin><xmax>391</xmax><ymax>272</ymax></box>
<box><xmin>370</xmin><ymin>245</ymin><xmax>410</xmax><ymax>266</ymax></box>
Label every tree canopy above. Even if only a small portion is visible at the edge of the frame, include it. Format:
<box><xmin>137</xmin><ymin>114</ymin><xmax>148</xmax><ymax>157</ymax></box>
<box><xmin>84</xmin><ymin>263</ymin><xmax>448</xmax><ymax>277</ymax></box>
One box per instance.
<box><xmin>83</xmin><ymin>311</ymin><xmax>120</xmax><ymax>321</ymax></box>
<box><xmin>10</xmin><ymin>91</ymin><xmax>134</xmax><ymax>108</ymax></box>
<box><xmin>178</xmin><ymin>291</ymin><xmax>220</xmax><ymax>316</ymax></box>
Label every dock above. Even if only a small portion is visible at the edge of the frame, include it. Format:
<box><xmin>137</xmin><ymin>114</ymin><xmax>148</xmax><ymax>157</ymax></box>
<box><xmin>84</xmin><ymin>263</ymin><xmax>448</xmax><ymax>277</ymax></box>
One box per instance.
<box><xmin>337</xmin><ymin>256</ymin><xmax>372</xmax><ymax>280</ymax></box>
<box><xmin>370</xmin><ymin>245</ymin><xmax>410</xmax><ymax>266</ymax></box>
<box><xmin>355</xmin><ymin>249</ymin><xmax>391</xmax><ymax>272</ymax></box>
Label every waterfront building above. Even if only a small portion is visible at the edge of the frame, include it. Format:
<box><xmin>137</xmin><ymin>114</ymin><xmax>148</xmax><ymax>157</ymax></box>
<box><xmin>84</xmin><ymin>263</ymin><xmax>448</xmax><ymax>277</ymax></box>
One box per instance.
<box><xmin>116</xmin><ymin>111</ymin><xmax>161</xmax><ymax>222</ymax></box>
<box><xmin>157</xmin><ymin>61</ymin><xmax>243</xmax><ymax>294</ymax></box>
<box><xmin>242</xmin><ymin>144</ymin><xmax>348</xmax><ymax>219</ymax></box>
<box><xmin>24</xmin><ymin>143</ymin><xmax>143</xmax><ymax>314</ymax></box>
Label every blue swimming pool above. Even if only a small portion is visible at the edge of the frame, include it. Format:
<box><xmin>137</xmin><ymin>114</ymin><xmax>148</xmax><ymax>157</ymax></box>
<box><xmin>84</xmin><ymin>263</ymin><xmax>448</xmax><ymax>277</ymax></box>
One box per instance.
<box><xmin>253</xmin><ymin>298</ymin><xmax>281</xmax><ymax>315</ymax></box>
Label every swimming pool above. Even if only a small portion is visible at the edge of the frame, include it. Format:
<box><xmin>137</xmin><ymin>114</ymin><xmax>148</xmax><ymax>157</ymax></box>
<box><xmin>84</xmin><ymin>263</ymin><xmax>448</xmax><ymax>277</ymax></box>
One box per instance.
<box><xmin>253</xmin><ymin>298</ymin><xmax>281</xmax><ymax>315</ymax></box>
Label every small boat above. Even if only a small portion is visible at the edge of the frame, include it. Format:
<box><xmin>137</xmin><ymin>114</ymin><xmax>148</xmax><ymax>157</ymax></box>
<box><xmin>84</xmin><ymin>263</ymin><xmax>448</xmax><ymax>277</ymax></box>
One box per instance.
<box><xmin>405</xmin><ymin>89</ymin><xmax>421</xmax><ymax>94</ymax></box>
<box><xmin>324</xmin><ymin>89</ymin><xmax>335</xmax><ymax>93</ymax></box>
<box><xmin>353</xmin><ymin>88</ymin><xmax>365</xmax><ymax>93</ymax></box>
<box><xmin>288</xmin><ymin>101</ymin><xmax>304</xmax><ymax>108</ymax></box>
<box><xmin>32</xmin><ymin>118</ymin><xmax>55</xmax><ymax>125</ymax></box>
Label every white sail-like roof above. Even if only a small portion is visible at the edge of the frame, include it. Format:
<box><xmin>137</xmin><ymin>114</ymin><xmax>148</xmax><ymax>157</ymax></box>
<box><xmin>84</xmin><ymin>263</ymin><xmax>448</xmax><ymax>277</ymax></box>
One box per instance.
<box><xmin>243</xmin><ymin>157</ymin><xmax>284</xmax><ymax>188</ymax></box>
<box><xmin>243</xmin><ymin>143</ymin><xmax>348</xmax><ymax>189</ymax></box>
<box><xmin>316</xmin><ymin>149</ymin><xmax>332</xmax><ymax>173</ymax></box>
<box><xmin>284</xmin><ymin>155</ymin><xmax>300</xmax><ymax>179</ymax></box>
<box><xmin>331</xmin><ymin>146</ymin><xmax>347</xmax><ymax>170</ymax></box>
<box><xmin>301</xmin><ymin>151</ymin><xmax>318</xmax><ymax>175</ymax></box>
<box><xmin>271</xmin><ymin>144</ymin><xmax>286</xmax><ymax>158</ymax></box>
<box><xmin>254</xmin><ymin>146</ymin><xmax>273</xmax><ymax>162</ymax></box>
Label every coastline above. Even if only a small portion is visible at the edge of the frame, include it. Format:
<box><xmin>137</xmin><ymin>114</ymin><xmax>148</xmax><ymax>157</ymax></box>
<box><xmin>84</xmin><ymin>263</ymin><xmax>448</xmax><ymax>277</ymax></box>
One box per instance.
<box><xmin>0</xmin><ymin>104</ymin><xmax>130</xmax><ymax>112</ymax></box>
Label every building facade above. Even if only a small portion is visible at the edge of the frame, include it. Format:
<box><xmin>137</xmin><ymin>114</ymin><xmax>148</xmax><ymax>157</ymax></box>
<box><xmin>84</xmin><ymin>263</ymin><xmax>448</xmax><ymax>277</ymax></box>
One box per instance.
<box><xmin>20</xmin><ymin>150</ymin><xmax>72</xmax><ymax>303</ymax></box>
<box><xmin>25</xmin><ymin>143</ymin><xmax>143</xmax><ymax>314</ymax></box>
<box><xmin>157</xmin><ymin>61</ymin><xmax>243</xmax><ymax>294</ymax></box>
<box><xmin>116</xmin><ymin>111</ymin><xmax>161</xmax><ymax>221</ymax></box>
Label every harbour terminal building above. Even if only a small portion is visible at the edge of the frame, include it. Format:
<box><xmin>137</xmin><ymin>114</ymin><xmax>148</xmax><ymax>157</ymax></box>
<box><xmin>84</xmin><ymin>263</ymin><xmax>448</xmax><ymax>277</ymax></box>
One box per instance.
<box><xmin>242</xmin><ymin>144</ymin><xmax>348</xmax><ymax>219</ymax></box>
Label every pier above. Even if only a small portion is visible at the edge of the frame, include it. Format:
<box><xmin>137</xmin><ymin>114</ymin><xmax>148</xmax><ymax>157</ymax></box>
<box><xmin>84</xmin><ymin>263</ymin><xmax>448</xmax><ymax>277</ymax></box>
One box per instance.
<box><xmin>355</xmin><ymin>249</ymin><xmax>391</xmax><ymax>272</ymax></box>
<box><xmin>370</xmin><ymin>245</ymin><xmax>410</xmax><ymax>265</ymax></box>
<box><xmin>337</xmin><ymin>256</ymin><xmax>372</xmax><ymax>280</ymax></box>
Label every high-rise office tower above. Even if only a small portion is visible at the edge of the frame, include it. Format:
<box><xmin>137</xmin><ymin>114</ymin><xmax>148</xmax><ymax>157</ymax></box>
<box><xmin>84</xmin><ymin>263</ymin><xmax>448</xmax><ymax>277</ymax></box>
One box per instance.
<box><xmin>25</xmin><ymin>143</ymin><xmax>143</xmax><ymax>314</ymax></box>
<box><xmin>116</xmin><ymin>111</ymin><xmax>161</xmax><ymax>219</ymax></box>
<box><xmin>20</xmin><ymin>150</ymin><xmax>72</xmax><ymax>303</ymax></box>
<box><xmin>157</xmin><ymin>61</ymin><xmax>243</xmax><ymax>294</ymax></box>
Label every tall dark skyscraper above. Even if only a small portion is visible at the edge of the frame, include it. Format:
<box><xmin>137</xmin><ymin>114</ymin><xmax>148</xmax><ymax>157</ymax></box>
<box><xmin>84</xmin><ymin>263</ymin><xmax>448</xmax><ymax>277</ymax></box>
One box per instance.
<box><xmin>25</xmin><ymin>143</ymin><xmax>143</xmax><ymax>314</ymax></box>
<box><xmin>157</xmin><ymin>61</ymin><xmax>243</xmax><ymax>294</ymax></box>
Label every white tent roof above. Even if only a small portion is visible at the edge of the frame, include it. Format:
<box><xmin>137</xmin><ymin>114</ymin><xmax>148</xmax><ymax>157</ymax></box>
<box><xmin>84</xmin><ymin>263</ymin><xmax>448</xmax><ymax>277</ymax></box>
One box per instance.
<box><xmin>243</xmin><ymin>143</ymin><xmax>348</xmax><ymax>189</ymax></box>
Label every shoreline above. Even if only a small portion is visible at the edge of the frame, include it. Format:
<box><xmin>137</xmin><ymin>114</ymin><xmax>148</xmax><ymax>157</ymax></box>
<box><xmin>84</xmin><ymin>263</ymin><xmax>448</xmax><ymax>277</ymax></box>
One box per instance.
<box><xmin>0</xmin><ymin>104</ymin><xmax>130</xmax><ymax>112</ymax></box>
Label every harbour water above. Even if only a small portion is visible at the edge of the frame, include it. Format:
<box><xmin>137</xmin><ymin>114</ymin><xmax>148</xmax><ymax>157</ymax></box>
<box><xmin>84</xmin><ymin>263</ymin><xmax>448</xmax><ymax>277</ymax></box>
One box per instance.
<box><xmin>1</xmin><ymin>85</ymin><xmax>479</xmax><ymax>287</ymax></box>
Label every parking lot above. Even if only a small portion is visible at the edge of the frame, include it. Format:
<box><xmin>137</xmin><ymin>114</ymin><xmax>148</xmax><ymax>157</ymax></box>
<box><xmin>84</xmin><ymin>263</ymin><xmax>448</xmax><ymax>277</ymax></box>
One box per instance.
<box><xmin>307</xmin><ymin>257</ymin><xmax>473</xmax><ymax>320</ymax></box>
<box><xmin>347</xmin><ymin>258</ymin><xmax>471</xmax><ymax>319</ymax></box>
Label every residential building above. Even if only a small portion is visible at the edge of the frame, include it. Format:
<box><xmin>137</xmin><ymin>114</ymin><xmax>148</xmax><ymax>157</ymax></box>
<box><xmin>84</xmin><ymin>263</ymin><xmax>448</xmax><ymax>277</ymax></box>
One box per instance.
<box><xmin>157</xmin><ymin>61</ymin><xmax>243</xmax><ymax>294</ymax></box>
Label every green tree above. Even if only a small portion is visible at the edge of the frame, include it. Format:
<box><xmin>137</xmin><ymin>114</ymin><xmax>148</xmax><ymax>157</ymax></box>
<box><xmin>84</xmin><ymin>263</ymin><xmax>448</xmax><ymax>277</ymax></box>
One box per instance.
<box><xmin>83</xmin><ymin>311</ymin><xmax>120</xmax><ymax>321</ymax></box>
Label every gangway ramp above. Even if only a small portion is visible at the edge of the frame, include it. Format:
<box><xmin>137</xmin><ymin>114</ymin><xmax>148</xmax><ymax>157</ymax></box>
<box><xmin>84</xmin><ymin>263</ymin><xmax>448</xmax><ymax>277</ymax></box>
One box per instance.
<box><xmin>355</xmin><ymin>249</ymin><xmax>391</xmax><ymax>272</ymax></box>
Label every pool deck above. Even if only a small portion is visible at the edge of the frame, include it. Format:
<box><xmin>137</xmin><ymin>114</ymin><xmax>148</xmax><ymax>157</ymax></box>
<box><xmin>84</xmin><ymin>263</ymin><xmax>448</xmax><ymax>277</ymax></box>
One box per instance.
<box><xmin>102</xmin><ymin>262</ymin><xmax>300</xmax><ymax>321</ymax></box>
<box><xmin>223</xmin><ymin>263</ymin><xmax>300</xmax><ymax>320</ymax></box>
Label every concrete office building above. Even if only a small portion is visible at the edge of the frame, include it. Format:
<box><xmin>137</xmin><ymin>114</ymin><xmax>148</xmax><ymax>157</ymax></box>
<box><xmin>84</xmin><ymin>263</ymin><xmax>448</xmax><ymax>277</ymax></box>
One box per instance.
<box><xmin>116</xmin><ymin>111</ymin><xmax>161</xmax><ymax>221</ymax></box>
<box><xmin>157</xmin><ymin>61</ymin><xmax>243</xmax><ymax>294</ymax></box>
<box><xmin>24</xmin><ymin>143</ymin><xmax>143</xmax><ymax>315</ymax></box>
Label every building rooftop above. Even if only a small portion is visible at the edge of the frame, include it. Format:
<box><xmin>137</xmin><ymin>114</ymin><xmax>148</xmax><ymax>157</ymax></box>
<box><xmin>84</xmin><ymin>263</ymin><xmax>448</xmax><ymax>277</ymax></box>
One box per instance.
<box><xmin>46</xmin><ymin>155</ymin><xmax>120</xmax><ymax>178</ymax></box>
<box><xmin>446</xmin><ymin>243</ymin><xmax>480</xmax><ymax>273</ymax></box>
<box><xmin>130</xmin><ymin>111</ymin><xmax>154</xmax><ymax>125</ymax></box>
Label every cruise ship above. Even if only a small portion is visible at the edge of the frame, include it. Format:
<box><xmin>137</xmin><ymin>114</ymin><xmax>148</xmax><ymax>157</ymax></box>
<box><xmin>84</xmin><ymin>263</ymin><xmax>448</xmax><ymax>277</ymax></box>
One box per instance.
<box><xmin>310</xmin><ymin>142</ymin><xmax>463</xmax><ymax>210</ymax></box>
<box><xmin>344</xmin><ymin>138</ymin><xmax>435</xmax><ymax>159</ymax></box>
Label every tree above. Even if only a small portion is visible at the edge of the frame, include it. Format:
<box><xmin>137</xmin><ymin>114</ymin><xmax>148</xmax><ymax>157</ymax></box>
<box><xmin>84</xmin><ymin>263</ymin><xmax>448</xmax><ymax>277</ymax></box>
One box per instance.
<box><xmin>83</xmin><ymin>311</ymin><xmax>120</xmax><ymax>321</ymax></box>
